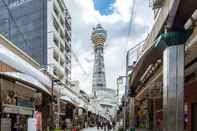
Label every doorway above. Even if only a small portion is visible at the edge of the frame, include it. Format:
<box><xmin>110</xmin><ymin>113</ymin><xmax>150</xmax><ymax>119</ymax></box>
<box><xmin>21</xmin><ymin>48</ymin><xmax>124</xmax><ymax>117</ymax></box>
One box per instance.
<box><xmin>192</xmin><ymin>103</ymin><xmax>197</xmax><ymax>131</ymax></box>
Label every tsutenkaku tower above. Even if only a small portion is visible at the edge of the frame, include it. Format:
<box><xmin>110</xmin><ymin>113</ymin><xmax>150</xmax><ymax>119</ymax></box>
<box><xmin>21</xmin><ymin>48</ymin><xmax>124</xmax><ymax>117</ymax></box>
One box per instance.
<box><xmin>91</xmin><ymin>24</ymin><xmax>107</xmax><ymax>97</ymax></box>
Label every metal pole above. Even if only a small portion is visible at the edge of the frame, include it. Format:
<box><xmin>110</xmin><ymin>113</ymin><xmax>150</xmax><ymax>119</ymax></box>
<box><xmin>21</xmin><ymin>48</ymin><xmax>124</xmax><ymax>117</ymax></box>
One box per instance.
<box><xmin>123</xmin><ymin>53</ymin><xmax>129</xmax><ymax>130</ymax></box>
<box><xmin>51</xmin><ymin>79</ymin><xmax>54</xmax><ymax>129</ymax></box>
<box><xmin>57</xmin><ymin>85</ymin><xmax>61</xmax><ymax>128</ymax></box>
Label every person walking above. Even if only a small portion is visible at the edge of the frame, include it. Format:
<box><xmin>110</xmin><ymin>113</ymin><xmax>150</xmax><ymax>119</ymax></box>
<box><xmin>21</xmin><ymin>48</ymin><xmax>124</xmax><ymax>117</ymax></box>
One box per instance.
<box><xmin>107</xmin><ymin>121</ymin><xmax>111</xmax><ymax>131</ymax></box>
<box><xmin>103</xmin><ymin>120</ymin><xmax>107</xmax><ymax>131</ymax></box>
<box><xmin>112</xmin><ymin>120</ymin><xmax>116</xmax><ymax>131</ymax></box>
<box><xmin>96</xmin><ymin>119</ymin><xmax>100</xmax><ymax>130</ymax></box>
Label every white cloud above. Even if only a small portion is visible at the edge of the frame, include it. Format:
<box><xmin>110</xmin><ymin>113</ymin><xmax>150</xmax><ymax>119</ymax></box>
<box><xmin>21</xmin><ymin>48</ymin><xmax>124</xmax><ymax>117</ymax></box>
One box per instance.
<box><xmin>65</xmin><ymin>0</ymin><xmax>154</xmax><ymax>95</ymax></box>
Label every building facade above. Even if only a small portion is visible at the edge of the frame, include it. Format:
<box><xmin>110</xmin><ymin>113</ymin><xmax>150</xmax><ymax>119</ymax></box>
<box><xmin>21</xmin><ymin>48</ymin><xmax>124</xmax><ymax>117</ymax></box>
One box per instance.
<box><xmin>126</xmin><ymin>0</ymin><xmax>197</xmax><ymax>131</ymax></box>
<box><xmin>0</xmin><ymin>0</ymin><xmax>71</xmax><ymax>85</ymax></box>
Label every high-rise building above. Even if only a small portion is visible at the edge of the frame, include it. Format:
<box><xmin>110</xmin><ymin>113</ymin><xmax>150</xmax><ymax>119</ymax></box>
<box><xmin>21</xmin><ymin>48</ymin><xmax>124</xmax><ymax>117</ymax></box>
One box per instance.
<box><xmin>0</xmin><ymin>0</ymin><xmax>71</xmax><ymax>86</ymax></box>
<box><xmin>91</xmin><ymin>24</ymin><xmax>107</xmax><ymax>97</ymax></box>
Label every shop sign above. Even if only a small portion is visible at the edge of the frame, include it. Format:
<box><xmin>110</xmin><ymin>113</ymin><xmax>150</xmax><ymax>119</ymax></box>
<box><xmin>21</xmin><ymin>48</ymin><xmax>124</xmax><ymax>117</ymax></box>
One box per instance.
<box><xmin>2</xmin><ymin>104</ymin><xmax>33</xmax><ymax>115</ymax></box>
<box><xmin>148</xmin><ymin>86</ymin><xmax>161</xmax><ymax>99</ymax></box>
<box><xmin>35</xmin><ymin>111</ymin><xmax>42</xmax><ymax>130</ymax></box>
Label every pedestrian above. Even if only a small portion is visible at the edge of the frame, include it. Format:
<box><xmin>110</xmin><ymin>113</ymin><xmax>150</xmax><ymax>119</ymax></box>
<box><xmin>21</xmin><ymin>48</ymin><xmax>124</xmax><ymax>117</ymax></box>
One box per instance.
<box><xmin>103</xmin><ymin>120</ymin><xmax>107</xmax><ymax>131</ymax></box>
<box><xmin>112</xmin><ymin>120</ymin><xmax>116</xmax><ymax>130</ymax></box>
<box><xmin>100</xmin><ymin>120</ymin><xmax>103</xmax><ymax>129</ymax></box>
<box><xmin>96</xmin><ymin>119</ymin><xmax>100</xmax><ymax>129</ymax></box>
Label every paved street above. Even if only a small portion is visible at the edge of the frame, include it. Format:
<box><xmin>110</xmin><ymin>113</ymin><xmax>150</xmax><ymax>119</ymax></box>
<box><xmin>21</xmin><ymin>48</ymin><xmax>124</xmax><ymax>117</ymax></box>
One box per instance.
<box><xmin>81</xmin><ymin>127</ymin><xmax>115</xmax><ymax>131</ymax></box>
<box><xmin>81</xmin><ymin>127</ymin><xmax>150</xmax><ymax>131</ymax></box>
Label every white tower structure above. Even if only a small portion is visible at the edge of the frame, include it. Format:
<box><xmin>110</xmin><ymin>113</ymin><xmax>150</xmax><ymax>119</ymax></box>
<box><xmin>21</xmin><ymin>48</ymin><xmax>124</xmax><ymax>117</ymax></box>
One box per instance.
<box><xmin>91</xmin><ymin>24</ymin><xmax>107</xmax><ymax>97</ymax></box>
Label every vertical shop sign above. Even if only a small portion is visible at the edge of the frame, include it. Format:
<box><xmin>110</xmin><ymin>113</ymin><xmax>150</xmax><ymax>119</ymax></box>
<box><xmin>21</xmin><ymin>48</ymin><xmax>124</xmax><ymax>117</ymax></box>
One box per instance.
<box><xmin>35</xmin><ymin>111</ymin><xmax>42</xmax><ymax>131</ymax></box>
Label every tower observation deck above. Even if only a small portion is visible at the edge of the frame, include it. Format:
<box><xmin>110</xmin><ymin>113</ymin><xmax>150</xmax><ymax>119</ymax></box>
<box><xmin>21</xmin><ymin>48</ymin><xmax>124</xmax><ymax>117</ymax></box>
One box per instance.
<box><xmin>91</xmin><ymin>24</ymin><xmax>107</xmax><ymax>97</ymax></box>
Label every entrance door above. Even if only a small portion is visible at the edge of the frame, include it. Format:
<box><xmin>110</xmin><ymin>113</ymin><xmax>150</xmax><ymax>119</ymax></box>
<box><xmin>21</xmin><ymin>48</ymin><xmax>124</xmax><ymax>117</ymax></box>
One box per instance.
<box><xmin>192</xmin><ymin>103</ymin><xmax>197</xmax><ymax>131</ymax></box>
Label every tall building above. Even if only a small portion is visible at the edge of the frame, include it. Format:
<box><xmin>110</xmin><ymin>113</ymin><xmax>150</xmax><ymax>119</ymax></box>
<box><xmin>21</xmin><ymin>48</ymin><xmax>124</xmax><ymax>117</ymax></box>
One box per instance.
<box><xmin>0</xmin><ymin>0</ymin><xmax>71</xmax><ymax>86</ymax></box>
<box><xmin>91</xmin><ymin>24</ymin><xmax>107</xmax><ymax>97</ymax></box>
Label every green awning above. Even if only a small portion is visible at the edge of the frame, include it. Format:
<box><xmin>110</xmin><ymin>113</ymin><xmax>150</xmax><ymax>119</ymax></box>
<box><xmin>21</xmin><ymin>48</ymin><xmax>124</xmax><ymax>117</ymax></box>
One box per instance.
<box><xmin>154</xmin><ymin>31</ymin><xmax>191</xmax><ymax>49</ymax></box>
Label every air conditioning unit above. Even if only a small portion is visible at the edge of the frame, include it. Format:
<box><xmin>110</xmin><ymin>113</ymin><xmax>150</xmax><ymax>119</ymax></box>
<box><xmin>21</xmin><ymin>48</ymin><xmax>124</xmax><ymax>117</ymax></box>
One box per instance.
<box><xmin>149</xmin><ymin>0</ymin><xmax>164</xmax><ymax>10</ymax></box>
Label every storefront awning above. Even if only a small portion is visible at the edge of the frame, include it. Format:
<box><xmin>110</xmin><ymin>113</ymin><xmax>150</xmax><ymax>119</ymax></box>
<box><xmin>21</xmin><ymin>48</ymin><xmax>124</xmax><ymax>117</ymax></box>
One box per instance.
<box><xmin>0</xmin><ymin>72</ymin><xmax>50</xmax><ymax>94</ymax></box>
<box><xmin>60</xmin><ymin>95</ymin><xmax>73</xmax><ymax>104</ymax></box>
<box><xmin>130</xmin><ymin>31</ymin><xmax>191</xmax><ymax>92</ymax></box>
<box><xmin>0</xmin><ymin>44</ymin><xmax>52</xmax><ymax>88</ymax></box>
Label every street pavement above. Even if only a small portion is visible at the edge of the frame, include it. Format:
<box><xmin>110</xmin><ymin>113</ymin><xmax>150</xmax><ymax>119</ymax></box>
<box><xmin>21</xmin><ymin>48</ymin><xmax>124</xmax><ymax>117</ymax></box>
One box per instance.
<box><xmin>81</xmin><ymin>127</ymin><xmax>116</xmax><ymax>131</ymax></box>
<box><xmin>81</xmin><ymin>127</ymin><xmax>150</xmax><ymax>131</ymax></box>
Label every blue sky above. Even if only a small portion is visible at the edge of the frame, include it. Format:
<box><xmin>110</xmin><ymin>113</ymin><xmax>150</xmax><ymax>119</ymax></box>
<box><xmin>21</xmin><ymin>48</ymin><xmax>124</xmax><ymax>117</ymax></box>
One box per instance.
<box><xmin>93</xmin><ymin>0</ymin><xmax>115</xmax><ymax>15</ymax></box>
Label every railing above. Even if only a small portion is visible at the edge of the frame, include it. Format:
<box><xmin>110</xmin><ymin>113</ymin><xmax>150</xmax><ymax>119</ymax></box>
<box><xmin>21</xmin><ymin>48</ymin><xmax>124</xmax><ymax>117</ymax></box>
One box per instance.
<box><xmin>127</xmin><ymin>40</ymin><xmax>146</xmax><ymax>67</ymax></box>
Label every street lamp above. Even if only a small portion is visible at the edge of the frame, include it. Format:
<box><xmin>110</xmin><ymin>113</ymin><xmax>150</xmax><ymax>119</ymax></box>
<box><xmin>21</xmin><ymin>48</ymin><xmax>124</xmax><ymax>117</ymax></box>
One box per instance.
<box><xmin>118</xmin><ymin>39</ymin><xmax>145</xmax><ymax>130</ymax></box>
<box><xmin>116</xmin><ymin>76</ymin><xmax>127</xmax><ymax>130</ymax></box>
<box><xmin>56</xmin><ymin>81</ymin><xmax>64</xmax><ymax>129</ymax></box>
<box><xmin>39</xmin><ymin>64</ymin><xmax>62</xmax><ymax>129</ymax></box>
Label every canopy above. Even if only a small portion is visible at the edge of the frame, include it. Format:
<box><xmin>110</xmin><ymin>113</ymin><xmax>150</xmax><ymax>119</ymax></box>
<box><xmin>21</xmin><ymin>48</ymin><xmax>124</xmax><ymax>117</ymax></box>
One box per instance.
<box><xmin>0</xmin><ymin>72</ymin><xmax>50</xmax><ymax>94</ymax></box>
<box><xmin>60</xmin><ymin>95</ymin><xmax>73</xmax><ymax>104</ymax></box>
<box><xmin>0</xmin><ymin>44</ymin><xmax>51</xmax><ymax>88</ymax></box>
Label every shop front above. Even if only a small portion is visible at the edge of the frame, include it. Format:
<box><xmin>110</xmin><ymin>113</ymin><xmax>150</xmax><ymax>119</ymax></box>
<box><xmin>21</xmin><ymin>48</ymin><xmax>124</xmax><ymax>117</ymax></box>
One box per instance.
<box><xmin>0</xmin><ymin>73</ymin><xmax>50</xmax><ymax>131</ymax></box>
<box><xmin>185</xmin><ymin>80</ymin><xmax>197</xmax><ymax>131</ymax></box>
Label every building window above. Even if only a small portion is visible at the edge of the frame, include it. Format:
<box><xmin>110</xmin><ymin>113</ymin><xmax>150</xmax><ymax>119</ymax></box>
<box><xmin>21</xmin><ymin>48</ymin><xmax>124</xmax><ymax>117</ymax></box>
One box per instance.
<box><xmin>97</xmin><ymin>84</ymin><xmax>103</xmax><ymax>87</ymax></box>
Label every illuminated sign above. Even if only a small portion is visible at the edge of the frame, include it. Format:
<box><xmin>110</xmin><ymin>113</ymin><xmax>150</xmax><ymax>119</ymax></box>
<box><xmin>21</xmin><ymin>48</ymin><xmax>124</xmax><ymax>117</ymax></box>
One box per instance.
<box><xmin>9</xmin><ymin>0</ymin><xmax>32</xmax><ymax>9</ymax></box>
